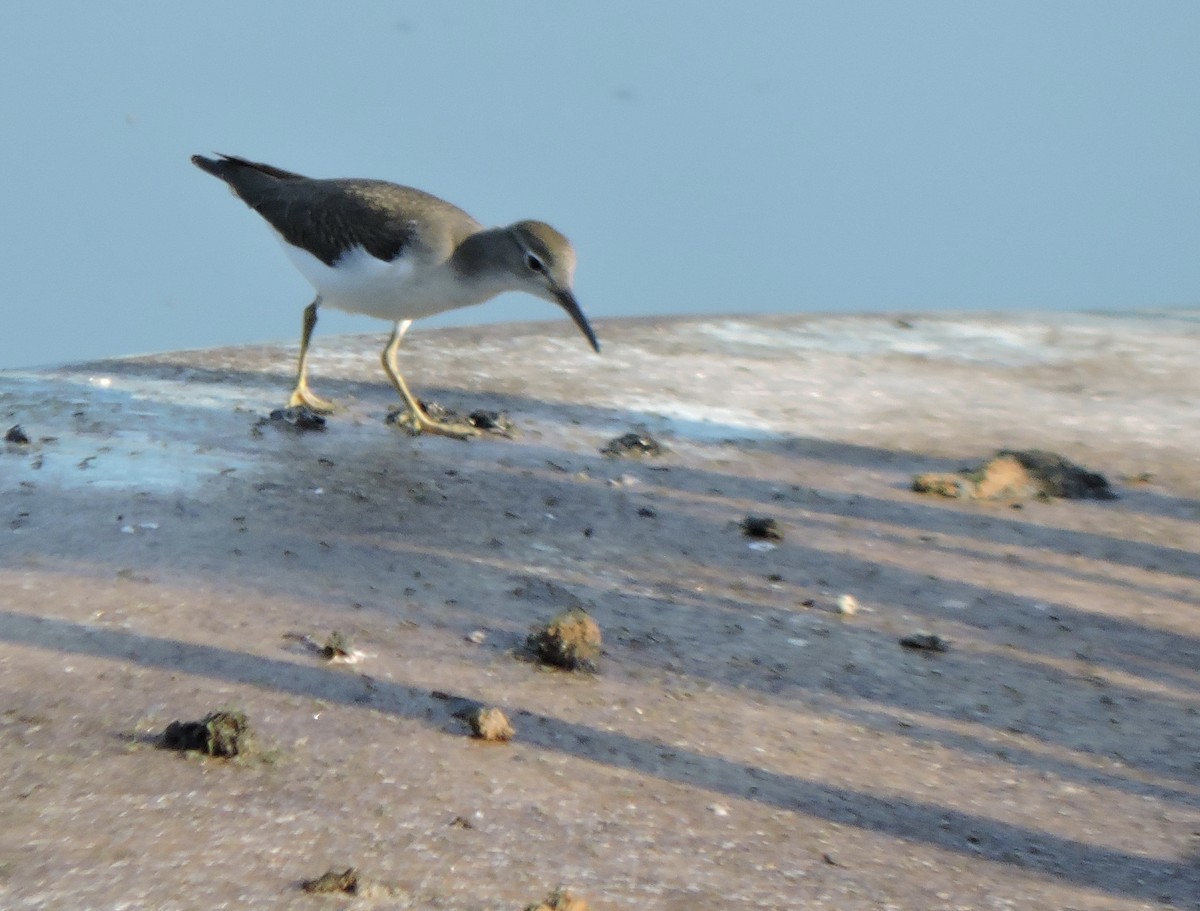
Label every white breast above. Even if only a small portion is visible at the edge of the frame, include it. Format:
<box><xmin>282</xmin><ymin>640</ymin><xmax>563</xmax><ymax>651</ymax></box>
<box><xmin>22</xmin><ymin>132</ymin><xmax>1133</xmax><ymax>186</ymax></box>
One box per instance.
<box><xmin>273</xmin><ymin>234</ymin><xmax>499</xmax><ymax>322</ymax></box>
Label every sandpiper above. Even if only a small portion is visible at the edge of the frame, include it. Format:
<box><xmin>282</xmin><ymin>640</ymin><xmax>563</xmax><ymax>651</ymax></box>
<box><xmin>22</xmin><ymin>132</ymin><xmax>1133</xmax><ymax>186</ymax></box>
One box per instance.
<box><xmin>192</xmin><ymin>153</ymin><xmax>600</xmax><ymax>439</ymax></box>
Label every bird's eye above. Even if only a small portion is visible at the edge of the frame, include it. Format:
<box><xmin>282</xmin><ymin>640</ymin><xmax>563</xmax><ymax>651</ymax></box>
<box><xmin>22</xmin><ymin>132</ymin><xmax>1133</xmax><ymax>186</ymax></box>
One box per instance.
<box><xmin>525</xmin><ymin>253</ymin><xmax>545</xmax><ymax>273</ymax></box>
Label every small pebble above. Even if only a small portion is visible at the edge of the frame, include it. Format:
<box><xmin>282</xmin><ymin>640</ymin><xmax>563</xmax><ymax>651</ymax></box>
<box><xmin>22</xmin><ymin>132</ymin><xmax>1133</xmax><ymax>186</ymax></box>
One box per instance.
<box><xmin>836</xmin><ymin>594</ymin><xmax>860</xmax><ymax>616</ymax></box>
<box><xmin>320</xmin><ymin>631</ymin><xmax>352</xmax><ymax>661</ymax></box>
<box><xmin>161</xmin><ymin>710</ymin><xmax>253</xmax><ymax>757</ymax></box>
<box><xmin>740</xmin><ymin>516</ymin><xmax>783</xmax><ymax>540</ymax></box>
<box><xmin>527</xmin><ymin>608</ymin><xmax>602</xmax><ymax>672</ymax></box>
<box><xmin>899</xmin><ymin>632</ymin><xmax>949</xmax><ymax>652</ymax></box>
<box><xmin>467</xmin><ymin>410</ymin><xmax>513</xmax><ymax>433</ymax></box>
<box><xmin>302</xmin><ymin>868</ymin><xmax>359</xmax><ymax>895</ymax></box>
<box><xmin>266</xmin><ymin>406</ymin><xmax>326</xmax><ymax>432</ymax></box>
<box><xmin>601</xmin><ymin>431</ymin><xmax>664</xmax><ymax>458</ymax></box>
<box><xmin>465</xmin><ymin>706</ymin><xmax>515</xmax><ymax>742</ymax></box>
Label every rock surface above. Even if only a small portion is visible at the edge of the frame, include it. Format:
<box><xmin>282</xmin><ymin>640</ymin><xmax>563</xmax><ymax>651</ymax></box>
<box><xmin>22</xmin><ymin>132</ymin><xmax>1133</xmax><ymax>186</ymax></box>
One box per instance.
<box><xmin>0</xmin><ymin>311</ymin><xmax>1198</xmax><ymax>909</ymax></box>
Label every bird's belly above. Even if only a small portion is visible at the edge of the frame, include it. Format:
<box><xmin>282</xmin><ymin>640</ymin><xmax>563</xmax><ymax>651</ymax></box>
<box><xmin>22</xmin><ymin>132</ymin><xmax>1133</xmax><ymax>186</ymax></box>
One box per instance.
<box><xmin>277</xmin><ymin>239</ymin><xmax>487</xmax><ymax>322</ymax></box>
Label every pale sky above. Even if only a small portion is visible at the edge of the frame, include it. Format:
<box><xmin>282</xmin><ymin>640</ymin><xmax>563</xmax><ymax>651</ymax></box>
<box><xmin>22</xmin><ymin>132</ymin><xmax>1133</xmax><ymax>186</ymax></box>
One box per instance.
<box><xmin>1</xmin><ymin>2</ymin><xmax>1197</xmax><ymax>368</ymax></box>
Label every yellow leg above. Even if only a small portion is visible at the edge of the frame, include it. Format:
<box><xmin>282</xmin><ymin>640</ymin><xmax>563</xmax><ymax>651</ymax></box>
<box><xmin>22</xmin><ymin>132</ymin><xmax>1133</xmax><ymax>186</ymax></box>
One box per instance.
<box><xmin>287</xmin><ymin>297</ymin><xmax>336</xmax><ymax>413</ymax></box>
<box><xmin>381</xmin><ymin>320</ymin><xmax>478</xmax><ymax>440</ymax></box>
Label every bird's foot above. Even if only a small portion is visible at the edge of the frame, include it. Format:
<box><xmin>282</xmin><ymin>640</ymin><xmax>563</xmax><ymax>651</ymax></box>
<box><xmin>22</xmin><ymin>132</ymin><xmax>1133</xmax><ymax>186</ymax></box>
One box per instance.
<box><xmin>287</xmin><ymin>386</ymin><xmax>336</xmax><ymax>414</ymax></box>
<box><xmin>388</xmin><ymin>407</ymin><xmax>479</xmax><ymax>441</ymax></box>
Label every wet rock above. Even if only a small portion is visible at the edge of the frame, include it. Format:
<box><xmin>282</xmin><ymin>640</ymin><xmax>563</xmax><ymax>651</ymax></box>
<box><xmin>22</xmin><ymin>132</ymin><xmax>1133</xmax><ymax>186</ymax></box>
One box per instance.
<box><xmin>301</xmin><ymin>868</ymin><xmax>359</xmax><ymax>895</ymax></box>
<box><xmin>461</xmin><ymin>706</ymin><xmax>515</xmax><ymax>742</ymax></box>
<box><xmin>741</xmin><ymin>516</ymin><xmax>783</xmax><ymax>540</ymax></box>
<box><xmin>5</xmin><ymin>425</ymin><xmax>30</xmax><ymax>445</ymax></box>
<box><xmin>262</xmin><ymin>406</ymin><xmax>326</xmax><ymax>432</ymax></box>
<box><xmin>913</xmin><ymin>450</ymin><xmax>1115</xmax><ymax>501</ymax></box>
<box><xmin>899</xmin><ymin>632</ymin><xmax>949</xmax><ymax>652</ymax></box>
<box><xmin>1000</xmin><ymin>449</ymin><xmax>1115</xmax><ymax>499</ymax></box>
<box><xmin>161</xmin><ymin>710</ymin><xmax>253</xmax><ymax>757</ymax></box>
<box><xmin>524</xmin><ymin>887</ymin><xmax>588</xmax><ymax>911</ymax></box>
<box><xmin>527</xmin><ymin>608</ymin><xmax>602</xmax><ymax>672</ymax></box>
<box><xmin>388</xmin><ymin>400</ymin><xmax>513</xmax><ymax>435</ymax></box>
<box><xmin>468</xmin><ymin>409</ymin><xmax>514</xmax><ymax>433</ymax></box>
<box><xmin>601</xmin><ymin>431</ymin><xmax>664</xmax><ymax>458</ymax></box>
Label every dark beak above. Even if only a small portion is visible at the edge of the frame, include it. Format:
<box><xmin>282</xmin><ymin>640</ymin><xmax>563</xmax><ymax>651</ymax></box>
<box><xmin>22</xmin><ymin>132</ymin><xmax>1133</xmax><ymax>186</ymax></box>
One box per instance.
<box><xmin>554</xmin><ymin>287</ymin><xmax>601</xmax><ymax>353</ymax></box>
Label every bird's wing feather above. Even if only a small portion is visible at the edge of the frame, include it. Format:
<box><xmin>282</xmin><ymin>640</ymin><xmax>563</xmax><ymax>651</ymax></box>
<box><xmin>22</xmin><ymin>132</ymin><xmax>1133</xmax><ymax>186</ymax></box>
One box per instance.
<box><xmin>194</xmin><ymin>154</ymin><xmax>481</xmax><ymax>267</ymax></box>
<box><xmin>247</xmin><ymin>180</ymin><xmax>421</xmax><ymax>266</ymax></box>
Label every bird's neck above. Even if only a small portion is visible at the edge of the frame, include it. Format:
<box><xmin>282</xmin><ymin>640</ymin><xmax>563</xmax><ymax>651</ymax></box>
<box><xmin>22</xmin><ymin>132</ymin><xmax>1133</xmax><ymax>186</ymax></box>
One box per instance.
<box><xmin>450</xmin><ymin>227</ymin><xmax>519</xmax><ymax>290</ymax></box>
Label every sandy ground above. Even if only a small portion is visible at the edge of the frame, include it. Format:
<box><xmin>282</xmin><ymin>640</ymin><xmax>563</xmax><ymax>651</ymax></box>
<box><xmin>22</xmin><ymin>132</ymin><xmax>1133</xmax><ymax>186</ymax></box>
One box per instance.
<box><xmin>0</xmin><ymin>311</ymin><xmax>1198</xmax><ymax>910</ymax></box>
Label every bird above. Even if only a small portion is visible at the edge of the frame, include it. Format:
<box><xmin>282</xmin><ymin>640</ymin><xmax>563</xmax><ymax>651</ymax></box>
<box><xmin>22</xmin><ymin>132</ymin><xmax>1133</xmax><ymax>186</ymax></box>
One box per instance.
<box><xmin>192</xmin><ymin>153</ymin><xmax>599</xmax><ymax>439</ymax></box>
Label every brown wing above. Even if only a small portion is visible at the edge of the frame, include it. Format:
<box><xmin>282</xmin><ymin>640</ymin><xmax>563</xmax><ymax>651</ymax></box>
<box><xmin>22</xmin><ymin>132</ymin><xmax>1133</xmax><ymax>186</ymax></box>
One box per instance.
<box><xmin>193</xmin><ymin>154</ymin><xmax>455</xmax><ymax>266</ymax></box>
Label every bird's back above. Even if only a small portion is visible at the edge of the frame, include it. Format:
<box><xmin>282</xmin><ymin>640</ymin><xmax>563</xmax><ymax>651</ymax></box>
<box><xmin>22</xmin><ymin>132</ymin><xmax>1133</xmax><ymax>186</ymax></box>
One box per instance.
<box><xmin>191</xmin><ymin>154</ymin><xmax>482</xmax><ymax>266</ymax></box>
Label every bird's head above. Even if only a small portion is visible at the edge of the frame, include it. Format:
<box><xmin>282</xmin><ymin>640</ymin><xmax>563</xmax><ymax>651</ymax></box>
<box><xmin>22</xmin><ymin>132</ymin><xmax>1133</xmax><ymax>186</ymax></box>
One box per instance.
<box><xmin>506</xmin><ymin>220</ymin><xmax>599</xmax><ymax>353</ymax></box>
